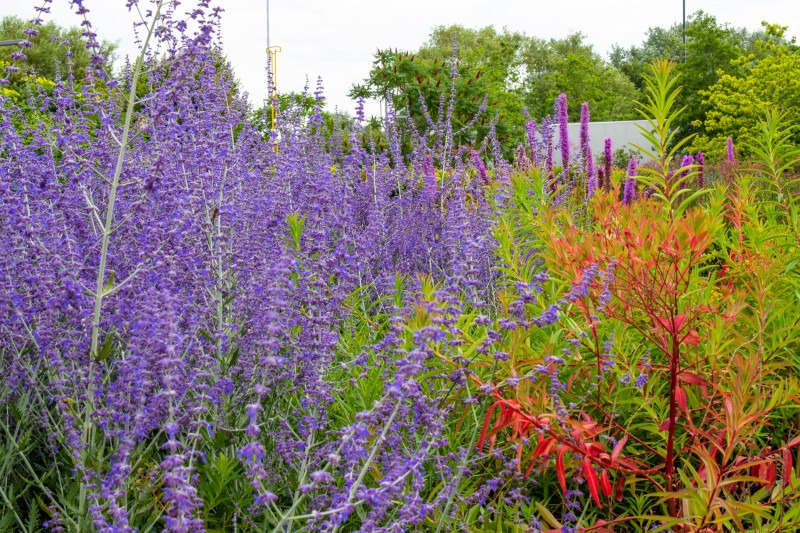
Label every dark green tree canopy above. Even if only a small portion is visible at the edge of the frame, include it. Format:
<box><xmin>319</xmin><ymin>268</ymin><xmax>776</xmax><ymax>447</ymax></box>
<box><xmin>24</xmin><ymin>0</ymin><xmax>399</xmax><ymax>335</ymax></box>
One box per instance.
<box><xmin>519</xmin><ymin>32</ymin><xmax>638</xmax><ymax>122</ymax></box>
<box><xmin>351</xmin><ymin>25</ymin><xmax>638</xmax><ymax>156</ymax></box>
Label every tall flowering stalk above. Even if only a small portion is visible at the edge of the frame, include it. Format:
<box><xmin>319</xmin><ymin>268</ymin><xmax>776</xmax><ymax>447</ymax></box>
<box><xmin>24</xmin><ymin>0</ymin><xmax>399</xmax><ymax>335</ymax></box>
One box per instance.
<box><xmin>557</xmin><ymin>93</ymin><xmax>569</xmax><ymax>172</ymax></box>
<box><xmin>526</xmin><ymin>120</ymin><xmax>538</xmax><ymax>167</ymax></box>
<box><xmin>623</xmin><ymin>157</ymin><xmax>638</xmax><ymax>205</ymax></box>
<box><xmin>579</xmin><ymin>101</ymin><xmax>590</xmax><ymax>159</ymax></box>
<box><xmin>679</xmin><ymin>154</ymin><xmax>694</xmax><ymax>180</ymax></box>
<box><xmin>727</xmin><ymin>137</ymin><xmax>735</xmax><ymax>161</ymax></box>
<box><xmin>603</xmin><ymin>137</ymin><xmax>613</xmax><ymax>190</ymax></box>
<box><xmin>586</xmin><ymin>146</ymin><xmax>596</xmax><ymax>199</ymax></box>
<box><xmin>82</xmin><ymin>1</ymin><xmax>166</xmax><ymax>523</ymax></box>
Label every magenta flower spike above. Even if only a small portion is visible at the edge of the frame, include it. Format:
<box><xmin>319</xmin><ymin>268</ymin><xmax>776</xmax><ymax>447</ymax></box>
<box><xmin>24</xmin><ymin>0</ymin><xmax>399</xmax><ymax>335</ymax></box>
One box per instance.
<box><xmin>556</xmin><ymin>93</ymin><xmax>569</xmax><ymax>171</ymax></box>
<box><xmin>623</xmin><ymin>156</ymin><xmax>638</xmax><ymax>205</ymax></box>
<box><xmin>603</xmin><ymin>138</ymin><xmax>613</xmax><ymax>190</ymax></box>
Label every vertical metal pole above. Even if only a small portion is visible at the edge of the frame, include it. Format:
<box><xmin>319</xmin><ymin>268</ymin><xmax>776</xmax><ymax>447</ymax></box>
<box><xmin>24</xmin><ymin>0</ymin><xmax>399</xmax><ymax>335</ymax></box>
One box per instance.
<box><xmin>683</xmin><ymin>0</ymin><xmax>687</xmax><ymax>63</ymax></box>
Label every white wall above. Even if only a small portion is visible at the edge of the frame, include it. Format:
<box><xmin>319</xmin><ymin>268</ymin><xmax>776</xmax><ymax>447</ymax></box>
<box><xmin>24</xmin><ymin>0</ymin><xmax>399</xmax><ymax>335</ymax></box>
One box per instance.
<box><xmin>566</xmin><ymin>120</ymin><xmax>653</xmax><ymax>160</ymax></box>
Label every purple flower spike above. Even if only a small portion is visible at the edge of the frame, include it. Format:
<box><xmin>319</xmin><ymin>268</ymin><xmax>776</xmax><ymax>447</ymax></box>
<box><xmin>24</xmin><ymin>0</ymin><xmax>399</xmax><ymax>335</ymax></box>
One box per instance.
<box><xmin>680</xmin><ymin>154</ymin><xmax>694</xmax><ymax>180</ymax></box>
<box><xmin>696</xmin><ymin>151</ymin><xmax>705</xmax><ymax>188</ymax></box>
<box><xmin>556</xmin><ymin>93</ymin><xmax>569</xmax><ymax>171</ymax></box>
<box><xmin>423</xmin><ymin>154</ymin><xmax>437</xmax><ymax>198</ymax></box>
<box><xmin>579</xmin><ymin>102</ymin><xmax>590</xmax><ymax>156</ymax></box>
<box><xmin>472</xmin><ymin>149</ymin><xmax>489</xmax><ymax>184</ymax></box>
<box><xmin>727</xmin><ymin>137</ymin><xmax>735</xmax><ymax>162</ymax></box>
<box><xmin>586</xmin><ymin>146</ymin><xmax>596</xmax><ymax>199</ymax></box>
<box><xmin>603</xmin><ymin>138</ymin><xmax>613</xmax><ymax>190</ymax></box>
<box><xmin>623</xmin><ymin>156</ymin><xmax>638</xmax><ymax>205</ymax></box>
<box><xmin>526</xmin><ymin>121</ymin><xmax>538</xmax><ymax>167</ymax></box>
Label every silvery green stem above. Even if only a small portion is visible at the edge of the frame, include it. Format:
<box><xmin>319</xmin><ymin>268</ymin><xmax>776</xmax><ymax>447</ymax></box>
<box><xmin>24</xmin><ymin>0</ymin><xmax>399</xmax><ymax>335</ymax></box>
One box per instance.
<box><xmin>329</xmin><ymin>402</ymin><xmax>401</xmax><ymax>533</ymax></box>
<box><xmin>80</xmin><ymin>2</ymin><xmax>165</xmax><ymax>525</ymax></box>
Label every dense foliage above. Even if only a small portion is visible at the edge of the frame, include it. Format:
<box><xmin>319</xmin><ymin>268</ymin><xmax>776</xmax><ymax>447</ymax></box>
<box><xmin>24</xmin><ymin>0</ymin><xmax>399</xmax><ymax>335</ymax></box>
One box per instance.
<box><xmin>350</xmin><ymin>26</ymin><xmax>638</xmax><ymax>156</ymax></box>
<box><xmin>0</xmin><ymin>15</ymin><xmax>116</xmax><ymax>85</ymax></box>
<box><xmin>2</xmin><ymin>2</ymin><xmax>800</xmax><ymax>533</ymax></box>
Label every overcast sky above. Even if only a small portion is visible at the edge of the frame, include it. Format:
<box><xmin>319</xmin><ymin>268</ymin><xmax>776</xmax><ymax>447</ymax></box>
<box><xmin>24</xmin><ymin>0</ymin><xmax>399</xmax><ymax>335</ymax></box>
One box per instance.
<box><xmin>7</xmin><ymin>1</ymin><xmax>800</xmax><ymax>118</ymax></box>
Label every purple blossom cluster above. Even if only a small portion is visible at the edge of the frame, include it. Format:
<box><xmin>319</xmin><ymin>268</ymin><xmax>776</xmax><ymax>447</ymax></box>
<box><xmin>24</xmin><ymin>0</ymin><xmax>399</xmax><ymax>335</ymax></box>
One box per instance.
<box><xmin>0</xmin><ymin>2</ymin><xmax>503</xmax><ymax>530</ymax></box>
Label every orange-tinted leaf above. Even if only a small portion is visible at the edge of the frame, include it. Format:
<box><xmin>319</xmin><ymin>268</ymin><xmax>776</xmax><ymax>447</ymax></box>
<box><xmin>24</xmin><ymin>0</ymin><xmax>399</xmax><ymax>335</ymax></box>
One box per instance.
<box><xmin>600</xmin><ymin>469</ymin><xmax>613</xmax><ymax>497</ymax></box>
<box><xmin>582</xmin><ymin>456</ymin><xmax>602</xmax><ymax>508</ymax></box>
<box><xmin>556</xmin><ymin>447</ymin><xmax>567</xmax><ymax>495</ymax></box>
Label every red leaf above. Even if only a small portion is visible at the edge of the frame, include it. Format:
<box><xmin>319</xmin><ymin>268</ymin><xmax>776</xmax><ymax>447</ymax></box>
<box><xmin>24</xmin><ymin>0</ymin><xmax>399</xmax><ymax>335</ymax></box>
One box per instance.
<box><xmin>766</xmin><ymin>462</ymin><xmax>777</xmax><ymax>488</ymax></box>
<box><xmin>785</xmin><ymin>447</ymin><xmax>794</xmax><ymax>488</ymax></box>
<box><xmin>653</xmin><ymin>315</ymin><xmax>671</xmax><ymax>331</ymax></box>
<box><xmin>556</xmin><ymin>447</ymin><xmax>567</xmax><ymax>495</ymax></box>
<box><xmin>678</xmin><ymin>372</ymin><xmax>712</xmax><ymax>387</ymax></box>
<box><xmin>600</xmin><ymin>469</ymin><xmax>613</xmax><ymax>497</ymax></box>
<box><xmin>478</xmin><ymin>401</ymin><xmax>501</xmax><ymax>451</ymax></box>
<box><xmin>672</xmin><ymin>314</ymin><xmax>687</xmax><ymax>333</ymax></box>
<box><xmin>658</xmin><ymin>419</ymin><xmax>670</xmax><ymax>432</ymax></box>
<box><xmin>676</xmin><ymin>386</ymin><xmax>688</xmax><ymax>412</ymax></box>
<box><xmin>582</xmin><ymin>457</ymin><xmax>602</xmax><ymax>508</ymax></box>
<box><xmin>787</xmin><ymin>435</ymin><xmax>800</xmax><ymax>449</ymax></box>
<box><xmin>683</xmin><ymin>330</ymin><xmax>701</xmax><ymax>346</ymax></box>
<box><xmin>614</xmin><ymin>474</ymin><xmax>626</xmax><ymax>502</ymax></box>
<box><xmin>533</xmin><ymin>437</ymin><xmax>557</xmax><ymax>461</ymax></box>
<box><xmin>611</xmin><ymin>436</ymin><xmax>628</xmax><ymax>463</ymax></box>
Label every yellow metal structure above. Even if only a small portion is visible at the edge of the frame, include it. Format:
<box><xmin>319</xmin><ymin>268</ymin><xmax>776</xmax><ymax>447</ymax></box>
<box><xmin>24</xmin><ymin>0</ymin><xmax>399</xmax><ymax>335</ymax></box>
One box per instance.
<box><xmin>266</xmin><ymin>45</ymin><xmax>282</xmax><ymax>131</ymax></box>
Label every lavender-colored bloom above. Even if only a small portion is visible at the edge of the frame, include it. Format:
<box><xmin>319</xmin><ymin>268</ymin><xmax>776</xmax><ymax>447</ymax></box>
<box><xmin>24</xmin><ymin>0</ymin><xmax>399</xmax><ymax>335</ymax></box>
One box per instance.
<box><xmin>355</xmin><ymin>96</ymin><xmax>365</xmax><ymax>124</ymax></box>
<box><xmin>579</xmin><ymin>102</ymin><xmax>590</xmax><ymax>156</ymax></box>
<box><xmin>603</xmin><ymin>138</ymin><xmax>613</xmax><ymax>190</ymax></box>
<box><xmin>526</xmin><ymin>120</ymin><xmax>538</xmax><ymax>166</ymax></box>
<box><xmin>472</xmin><ymin>149</ymin><xmax>489</xmax><ymax>184</ymax></box>
<box><xmin>542</xmin><ymin>115</ymin><xmax>555</xmax><ymax>179</ymax></box>
<box><xmin>422</xmin><ymin>154</ymin><xmax>437</xmax><ymax>198</ymax></box>
<box><xmin>556</xmin><ymin>93</ymin><xmax>569</xmax><ymax>171</ymax></box>
<box><xmin>679</xmin><ymin>154</ymin><xmax>694</xmax><ymax>180</ymax></box>
<box><xmin>727</xmin><ymin>137</ymin><xmax>735</xmax><ymax>161</ymax></box>
<box><xmin>623</xmin><ymin>156</ymin><xmax>638</xmax><ymax>205</ymax></box>
<box><xmin>696</xmin><ymin>151</ymin><xmax>705</xmax><ymax>188</ymax></box>
<box><xmin>586</xmin><ymin>146</ymin><xmax>596</xmax><ymax>199</ymax></box>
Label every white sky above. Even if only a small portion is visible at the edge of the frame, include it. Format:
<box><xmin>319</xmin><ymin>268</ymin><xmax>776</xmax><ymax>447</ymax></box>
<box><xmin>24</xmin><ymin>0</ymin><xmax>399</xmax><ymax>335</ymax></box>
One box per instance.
<box><xmin>7</xmin><ymin>1</ymin><xmax>800</xmax><ymax>118</ymax></box>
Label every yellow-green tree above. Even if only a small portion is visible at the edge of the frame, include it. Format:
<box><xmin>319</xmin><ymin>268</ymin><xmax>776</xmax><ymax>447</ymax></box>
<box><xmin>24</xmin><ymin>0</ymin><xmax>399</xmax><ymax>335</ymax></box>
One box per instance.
<box><xmin>693</xmin><ymin>25</ymin><xmax>800</xmax><ymax>160</ymax></box>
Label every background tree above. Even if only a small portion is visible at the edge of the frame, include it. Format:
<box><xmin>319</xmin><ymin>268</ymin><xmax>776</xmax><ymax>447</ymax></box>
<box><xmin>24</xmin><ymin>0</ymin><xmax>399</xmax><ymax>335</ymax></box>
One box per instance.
<box><xmin>0</xmin><ymin>16</ymin><xmax>116</xmax><ymax>83</ymax></box>
<box><xmin>520</xmin><ymin>32</ymin><xmax>638</xmax><ymax>121</ymax></box>
<box><xmin>350</xmin><ymin>25</ymin><xmax>525</xmax><ymax>154</ymax></box>
<box><xmin>692</xmin><ymin>24</ymin><xmax>800</xmax><ymax>160</ymax></box>
<box><xmin>610</xmin><ymin>11</ymin><xmax>785</xmax><ymax>144</ymax></box>
<box><xmin>351</xmin><ymin>26</ymin><xmax>638</xmax><ymax>157</ymax></box>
